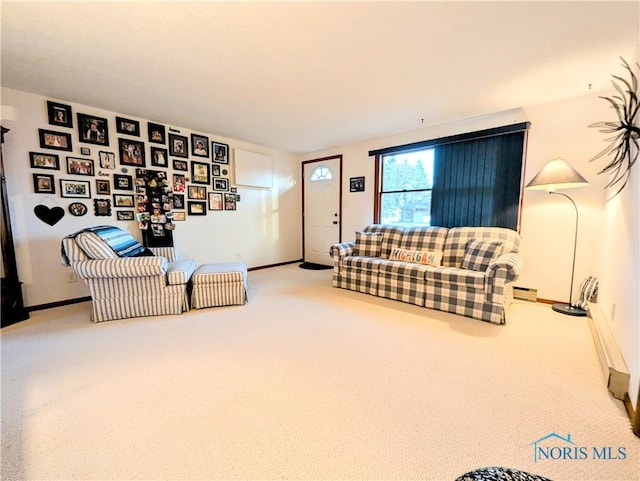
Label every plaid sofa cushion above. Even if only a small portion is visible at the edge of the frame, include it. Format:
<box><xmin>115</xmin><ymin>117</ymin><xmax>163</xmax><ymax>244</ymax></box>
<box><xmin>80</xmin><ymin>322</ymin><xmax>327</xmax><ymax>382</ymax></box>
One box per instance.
<box><xmin>354</xmin><ymin>231</ymin><xmax>383</xmax><ymax>257</ymax></box>
<box><xmin>362</xmin><ymin>224</ymin><xmax>405</xmax><ymax>259</ymax></box>
<box><xmin>343</xmin><ymin>256</ymin><xmax>386</xmax><ymax>273</ymax></box>
<box><xmin>460</xmin><ymin>239</ymin><xmax>504</xmax><ymax>272</ymax></box>
<box><xmin>389</xmin><ymin>248</ymin><xmax>442</xmax><ymax>267</ymax></box>
<box><xmin>379</xmin><ymin>260</ymin><xmax>431</xmax><ymax>280</ymax></box>
<box><xmin>442</xmin><ymin>227</ymin><xmax>520</xmax><ymax>267</ymax></box>
<box><xmin>398</xmin><ymin>226</ymin><xmax>449</xmax><ymax>252</ymax></box>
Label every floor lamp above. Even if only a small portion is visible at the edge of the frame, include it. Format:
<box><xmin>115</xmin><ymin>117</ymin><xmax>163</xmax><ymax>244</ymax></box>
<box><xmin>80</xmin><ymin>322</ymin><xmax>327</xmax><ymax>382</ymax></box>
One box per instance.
<box><xmin>525</xmin><ymin>158</ymin><xmax>589</xmax><ymax>316</ymax></box>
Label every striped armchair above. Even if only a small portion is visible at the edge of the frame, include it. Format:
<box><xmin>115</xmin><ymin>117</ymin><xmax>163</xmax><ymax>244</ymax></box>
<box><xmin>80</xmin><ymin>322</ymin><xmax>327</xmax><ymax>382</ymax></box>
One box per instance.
<box><xmin>61</xmin><ymin>226</ymin><xmax>196</xmax><ymax>322</ymax></box>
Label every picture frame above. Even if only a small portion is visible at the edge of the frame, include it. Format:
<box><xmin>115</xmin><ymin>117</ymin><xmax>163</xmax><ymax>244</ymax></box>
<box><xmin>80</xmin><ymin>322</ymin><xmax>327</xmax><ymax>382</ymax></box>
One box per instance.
<box><xmin>113</xmin><ymin>174</ymin><xmax>133</xmax><ymax>190</ymax></box>
<box><xmin>77</xmin><ymin>113</ymin><xmax>109</xmax><ymax>146</ymax></box>
<box><xmin>113</xmin><ymin>194</ymin><xmax>135</xmax><ymax>208</ymax></box>
<box><xmin>47</xmin><ymin>101</ymin><xmax>73</xmax><ymax>128</ymax></box>
<box><xmin>191</xmin><ymin>133</ymin><xmax>210</xmax><ymax>158</ymax></box>
<box><xmin>172</xmin><ymin>194</ymin><xmax>185</xmax><ymax>209</ymax></box>
<box><xmin>173</xmin><ymin>211</ymin><xmax>186</xmax><ymax>221</ymax></box>
<box><xmin>96</xmin><ymin>179</ymin><xmax>111</xmax><ymax>195</ymax></box>
<box><xmin>212</xmin><ymin>164</ymin><xmax>221</xmax><ymax>176</ymax></box>
<box><xmin>148</xmin><ymin>122</ymin><xmax>166</xmax><ymax>144</ymax></box>
<box><xmin>99</xmin><ymin>151</ymin><xmax>116</xmax><ymax>169</ymax></box>
<box><xmin>115</xmin><ymin>117</ymin><xmax>140</xmax><ymax>137</ymax></box>
<box><xmin>212</xmin><ymin>141</ymin><xmax>229</xmax><ymax>164</ymax></box>
<box><xmin>212</xmin><ymin>177</ymin><xmax>229</xmax><ymax>191</ymax></box>
<box><xmin>224</xmin><ymin>192</ymin><xmax>237</xmax><ymax>211</ymax></box>
<box><xmin>118</xmin><ymin>138</ymin><xmax>146</xmax><ymax>167</ymax></box>
<box><xmin>173</xmin><ymin>173</ymin><xmax>186</xmax><ymax>192</ymax></box>
<box><xmin>39</xmin><ymin>129</ymin><xmax>72</xmax><ymax>151</ymax></box>
<box><xmin>208</xmin><ymin>192</ymin><xmax>223</xmax><ymax>211</ymax></box>
<box><xmin>66</xmin><ymin>156</ymin><xmax>94</xmax><ymax>176</ymax></box>
<box><xmin>80</xmin><ymin>147</ymin><xmax>91</xmax><ymax>156</ymax></box>
<box><xmin>350</xmin><ymin>176</ymin><xmax>365</xmax><ymax>192</ymax></box>
<box><xmin>33</xmin><ymin>173</ymin><xmax>55</xmax><ymax>194</ymax></box>
<box><xmin>29</xmin><ymin>152</ymin><xmax>60</xmax><ymax>170</ymax></box>
<box><xmin>68</xmin><ymin>202</ymin><xmax>88</xmax><ymax>217</ymax></box>
<box><xmin>116</xmin><ymin>210</ymin><xmax>135</xmax><ymax>221</ymax></box>
<box><xmin>172</xmin><ymin>159</ymin><xmax>188</xmax><ymax>171</ymax></box>
<box><xmin>93</xmin><ymin>198</ymin><xmax>112</xmax><ymax>216</ymax></box>
<box><xmin>191</xmin><ymin>161</ymin><xmax>210</xmax><ymax>185</ymax></box>
<box><xmin>187</xmin><ymin>201</ymin><xmax>207</xmax><ymax>215</ymax></box>
<box><xmin>150</xmin><ymin>147</ymin><xmax>168</xmax><ymax>168</ymax></box>
<box><xmin>187</xmin><ymin>185</ymin><xmax>206</xmax><ymax>200</ymax></box>
<box><xmin>168</xmin><ymin>133</ymin><xmax>188</xmax><ymax>158</ymax></box>
<box><xmin>60</xmin><ymin>179</ymin><xmax>91</xmax><ymax>198</ymax></box>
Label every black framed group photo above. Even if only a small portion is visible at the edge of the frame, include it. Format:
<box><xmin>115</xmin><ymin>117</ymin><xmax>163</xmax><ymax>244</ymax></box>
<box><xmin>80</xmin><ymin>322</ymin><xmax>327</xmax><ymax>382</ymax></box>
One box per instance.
<box><xmin>66</xmin><ymin>157</ymin><xmax>94</xmax><ymax>176</ymax></box>
<box><xmin>118</xmin><ymin>138</ymin><xmax>145</xmax><ymax>166</ymax></box>
<box><xmin>60</xmin><ymin>179</ymin><xmax>91</xmax><ymax>198</ymax></box>
<box><xmin>77</xmin><ymin>113</ymin><xmax>109</xmax><ymax>146</ymax></box>
<box><xmin>116</xmin><ymin>117</ymin><xmax>140</xmax><ymax>137</ymax></box>
<box><xmin>39</xmin><ymin>129</ymin><xmax>72</xmax><ymax>152</ymax></box>
<box><xmin>29</xmin><ymin>152</ymin><xmax>60</xmax><ymax>170</ymax></box>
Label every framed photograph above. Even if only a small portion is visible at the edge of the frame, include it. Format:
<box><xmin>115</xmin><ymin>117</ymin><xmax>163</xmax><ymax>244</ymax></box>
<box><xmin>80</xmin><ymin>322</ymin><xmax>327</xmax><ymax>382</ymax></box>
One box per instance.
<box><xmin>113</xmin><ymin>174</ymin><xmax>133</xmax><ymax>190</ymax></box>
<box><xmin>212</xmin><ymin>164</ymin><xmax>221</xmax><ymax>176</ymax></box>
<box><xmin>80</xmin><ymin>147</ymin><xmax>91</xmax><ymax>156</ymax></box>
<box><xmin>116</xmin><ymin>210</ymin><xmax>135</xmax><ymax>221</ymax></box>
<box><xmin>187</xmin><ymin>185</ymin><xmax>206</xmax><ymax>200</ymax></box>
<box><xmin>191</xmin><ymin>161</ymin><xmax>210</xmax><ymax>185</ymax></box>
<box><xmin>208</xmin><ymin>192</ymin><xmax>223</xmax><ymax>211</ymax></box>
<box><xmin>39</xmin><ymin>129</ymin><xmax>72</xmax><ymax>151</ymax></box>
<box><xmin>173</xmin><ymin>211</ymin><xmax>186</xmax><ymax>221</ymax></box>
<box><xmin>172</xmin><ymin>158</ymin><xmax>187</xmax><ymax>171</ymax></box>
<box><xmin>29</xmin><ymin>152</ymin><xmax>60</xmax><ymax>170</ymax></box>
<box><xmin>33</xmin><ymin>173</ymin><xmax>55</xmax><ymax>194</ymax></box>
<box><xmin>66</xmin><ymin>156</ymin><xmax>94</xmax><ymax>176</ymax></box>
<box><xmin>168</xmin><ymin>133</ymin><xmax>188</xmax><ymax>158</ymax></box>
<box><xmin>350</xmin><ymin>176</ymin><xmax>365</xmax><ymax>192</ymax></box>
<box><xmin>60</xmin><ymin>179</ymin><xmax>91</xmax><ymax>198</ymax></box>
<box><xmin>94</xmin><ymin>198</ymin><xmax>112</xmax><ymax>216</ymax></box>
<box><xmin>172</xmin><ymin>194</ymin><xmax>185</xmax><ymax>209</ymax></box>
<box><xmin>191</xmin><ymin>133</ymin><xmax>210</xmax><ymax>158</ymax></box>
<box><xmin>113</xmin><ymin>194</ymin><xmax>135</xmax><ymax>208</ymax></box>
<box><xmin>116</xmin><ymin>117</ymin><xmax>140</xmax><ymax>136</ymax></box>
<box><xmin>96</xmin><ymin>179</ymin><xmax>111</xmax><ymax>195</ymax></box>
<box><xmin>47</xmin><ymin>101</ymin><xmax>73</xmax><ymax>128</ymax></box>
<box><xmin>224</xmin><ymin>192</ymin><xmax>237</xmax><ymax>211</ymax></box>
<box><xmin>188</xmin><ymin>201</ymin><xmax>207</xmax><ymax>215</ymax></box>
<box><xmin>77</xmin><ymin>113</ymin><xmax>109</xmax><ymax>146</ymax></box>
<box><xmin>99</xmin><ymin>151</ymin><xmax>116</xmax><ymax>169</ymax></box>
<box><xmin>118</xmin><ymin>138</ymin><xmax>145</xmax><ymax>167</ymax></box>
<box><xmin>150</xmin><ymin>147</ymin><xmax>168</xmax><ymax>168</ymax></box>
<box><xmin>173</xmin><ymin>173</ymin><xmax>186</xmax><ymax>192</ymax></box>
<box><xmin>212</xmin><ymin>141</ymin><xmax>229</xmax><ymax>164</ymax></box>
<box><xmin>213</xmin><ymin>177</ymin><xmax>229</xmax><ymax>191</ymax></box>
<box><xmin>148</xmin><ymin>122</ymin><xmax>166</xmax><ymax>144</ymax></box>
<box><xmin>68</xmin><ymin>202</ymin><xmax>88</xmax><ymax>217</ymax></box>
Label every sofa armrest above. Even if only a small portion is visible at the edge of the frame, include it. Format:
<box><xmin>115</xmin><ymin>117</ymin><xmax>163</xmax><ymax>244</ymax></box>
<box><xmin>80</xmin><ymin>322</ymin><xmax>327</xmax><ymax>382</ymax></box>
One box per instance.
<box><xmin>73</xmin><ymin>257</ymin><xmax>169</xmax><ymax>279</ymax></box>
<box><xmin>330</xmin><ymin>242</ymin><xmax>355</xmax><ymax>259</ymax></box>
<box><xmin>486</xmin><ymin>253</ymin><xmax>523</xmax><ymax>285</ymax></box>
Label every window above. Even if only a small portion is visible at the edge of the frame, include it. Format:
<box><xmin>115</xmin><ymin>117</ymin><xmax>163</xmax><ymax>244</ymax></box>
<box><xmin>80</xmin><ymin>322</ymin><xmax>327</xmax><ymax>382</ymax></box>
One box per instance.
<box><xmin>310</xmin><ymin>165</ymin><xmax>333</xmax><ymax>182</ymax></box>
<box><xmin>379</xmin><ymin>149</ymin><xmax>434</xmax><ymax>225</ymax></box>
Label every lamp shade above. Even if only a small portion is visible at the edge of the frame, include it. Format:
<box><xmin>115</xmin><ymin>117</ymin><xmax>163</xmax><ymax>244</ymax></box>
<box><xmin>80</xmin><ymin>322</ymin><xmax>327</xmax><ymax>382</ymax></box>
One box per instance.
<box><xmin>525</xmin><ymin>158</ymin><xmax>588</xmax><ymax>191</ymax></box>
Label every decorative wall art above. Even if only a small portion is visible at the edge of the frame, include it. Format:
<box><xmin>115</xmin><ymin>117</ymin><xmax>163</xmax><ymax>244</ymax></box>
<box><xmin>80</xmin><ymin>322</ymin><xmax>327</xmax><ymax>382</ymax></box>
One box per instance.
<box><xmin>68</xmin><ymin>202</ymin><xmax>88</xmax><ymax>217</ymax></box>
<box><xmin>39</xmin><ymin>129</ymin><xmax>72</xmax><ymax>151</ymax></box>
<box><xmin>172</xmin><ymin>159</ymin><xmax>187</xmax><ymax>171</ymax></box>
<box><xmin>66</xmin><ymin>156</ymin><xmax>94</xmax><ymax>176</ymax></box>
<box><xmin>118</xmin><ymin>138</ymin><xmax>145</xmax><ymax>167</ymax></box>
<box><xmin>191</xmin><ymin>133</ymin><xmax>210</xmax><ymax>158</ymax></box>
<box><xmin>148</xmin><ymin>122</ymin><xmax>166</xmax><ymax>144</ymax></box>
<box><xmin>135</xmin><ymin>168</ymin><xmax>174</xmax><ymax>247</ymax></box>
<box><xmin>113</xmin><ymin>174</ymin><xmax>133</xmax><ymax>191</ymax></box>
<box><xmin>191</xmin><ymin>161</ymin><xmax>210</xmax><ymax>184</ymax></box>
<box><xmin>169</xmin><ymin>133</ymin><xmax>188</xmax><ymax>158</ymax></box>
<box><xmin>116</xmin><ymin>211</ymin><xmax>135</xmax><ymax>221</ymax></box>
<box><xmin>212</xmin><ymin>141</ymin><xmax>229</xmax><ymax>163</ymax></box>
<box><xmin>589</xmin><ymin>57</ymin><xmax>640</xmax><ymax>199</ymax></box>
<box><xmin>29</xmin><ymin>152</ymin><xmax>60</xmax><ymax>170</ymax></box>
<box><xmin>96</xmin><ymin>179</ymin><xmax>111</xmax><ymax>195</ymax></box>
<box><xmin>80</xmin><ymin>147</ymin><xmax>91</xmax><ymax>156</ymax></box>
<box><xmin>98</xmin><ymin>151</ymin><xmax>116</xmax><ymax>169</ymax></box>
<box><xmin>188</xmin><ymin>201</ymin><xmax>206</xmax><ymax>215</ymax></box>
<box><xmin>173</xmin><ymin>173</ymin><xmax>186</xmax><ymax>192</ymax></box>
<box><xmin>188</xmin><ymin>185</ymin><xmax>206</xmax><ymax>200</ymax></box>
<box><xmin>59</xmin><ymin>179</ymin><xmax>91</xmax><ymax>198</ymax></box>
<box><xmin>208</xmin><ymin>192</ymin><xmax>223</xmax><ymax>211</ymax></box>
<box><xmin>172</xmin><ymin>194</ymin><xmax>185</xmax><ymax>209</ymax></box>
<box><xmin>116</xmin><ymin>117</ymin><xmax>140</xmax><ymax>136</ymax></box>
<box><xmin>33</xmin><ymin>173</ymin><xmax>55</xmax><ymax>194</ymax></box>
<box><xmin>77</xmin><ymin>113</ymin><xmax>109</xmax><ymax>146</ymax></box>
<box><xmin>47</xmin><ymin>101</ymin><xmax>73</xmax><ymax>128</ymax></box>
<box><xmin>224</xmin><ymin>193</ymin><xmax>237</xmax><ymax>211</ymax></box>
<box><xmin>350</xmin><ymin>176</ymin><xmax>365</xmax><ymax>192</ymax></box>
<box><xmin>150</xmin><ymin>147</ymin><xmax>168</xmax><ymax>167</ymax></box>
<box><xmin>93</xmin><ymin>198</ymin><xmax>112</xmax><ymax>216</ymax></box>
<box><xmin>213</xmin><ymin>177</ymin><xmax>229</xmax><ymax>191</ymax></box>
<box><xmin>113</xmin><ymin>194</ymin><xmax>134</xmax><ymax>208</ymax></box>
<box><xmin>173</xmin><ymin>211</ymin><xmax>186</xmax><ymax>221</ymax></box>
<box><xmin>34</xmin><ymin>200</ymin><xmax>65</xmax><ymax>226</ymax></box>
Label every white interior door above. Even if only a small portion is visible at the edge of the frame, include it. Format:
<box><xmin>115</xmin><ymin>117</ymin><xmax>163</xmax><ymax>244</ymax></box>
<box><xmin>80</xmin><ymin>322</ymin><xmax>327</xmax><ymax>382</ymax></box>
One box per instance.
<box><xmin>303</xmin><ymin>157</ymin><xmax>341</xmax><ymax>266</ymax></box>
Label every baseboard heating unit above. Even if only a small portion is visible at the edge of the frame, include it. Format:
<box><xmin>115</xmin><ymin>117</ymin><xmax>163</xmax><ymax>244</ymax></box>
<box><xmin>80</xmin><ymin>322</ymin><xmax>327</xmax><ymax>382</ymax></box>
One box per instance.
<box><xmin>587</xmin><ymin>302</ymin><xmax>630</xmax><ymax>400</ymax></box>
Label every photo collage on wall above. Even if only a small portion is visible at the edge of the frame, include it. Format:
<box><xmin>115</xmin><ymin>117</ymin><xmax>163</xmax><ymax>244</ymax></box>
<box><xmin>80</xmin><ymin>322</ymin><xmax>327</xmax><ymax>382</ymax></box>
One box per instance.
<box><xmin>28</xmin><ymin>99</ymin><xmax>241</xmax><ymax>229</ymax></box>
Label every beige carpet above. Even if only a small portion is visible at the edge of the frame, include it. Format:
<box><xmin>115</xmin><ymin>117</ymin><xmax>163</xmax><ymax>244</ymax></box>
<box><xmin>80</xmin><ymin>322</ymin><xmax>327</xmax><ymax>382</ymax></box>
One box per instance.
<box><xmin>1</xmin><ymin>265</ymin><xmax>638</xmax><ymax>481</ymax></box>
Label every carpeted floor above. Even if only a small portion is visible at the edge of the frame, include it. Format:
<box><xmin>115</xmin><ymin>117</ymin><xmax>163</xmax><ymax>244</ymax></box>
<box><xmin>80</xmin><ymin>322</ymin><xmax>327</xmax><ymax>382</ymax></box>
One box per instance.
<box><xmin>1</xmin><ymin>265</ymin><xmax>638</xmax><ymax>481</ymax></box>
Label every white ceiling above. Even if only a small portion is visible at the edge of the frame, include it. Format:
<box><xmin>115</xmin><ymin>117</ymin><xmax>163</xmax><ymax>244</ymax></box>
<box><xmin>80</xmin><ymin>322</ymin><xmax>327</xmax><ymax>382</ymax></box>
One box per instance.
<box><xmin>1</xmin><ymin>1</ymin><xmax>638</xmax><ymax>153</ymax></box>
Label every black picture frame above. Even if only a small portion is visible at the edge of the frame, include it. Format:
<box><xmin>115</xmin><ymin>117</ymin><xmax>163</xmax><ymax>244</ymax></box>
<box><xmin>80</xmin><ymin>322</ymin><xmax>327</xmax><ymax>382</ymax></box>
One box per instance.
<box><xmin>187</xmin><ymin>201</ymin><xmax>207</xmax><ymax>215</ymax></box>
<box><xmin>113</xmin><ymin>194</ymin><xmax>135</xmax><ymax>208</ymax></box>
<box><xmin>168</xmin><ymin>133</ymin><xmax>188</xmax><ymax>158</ymax></box>
<box><xmin>212</xmin><ymin>141</ymin><xmax>229</xmax><ymax>164</ymax></box>
<box><xmin>224</xmin><ymin>192</ymin><xmax>237</xmax><ymax>211</ymax></box>
<box><xmin>60</xmin><ymin>179</ymin><xmax>91</xmax><ymax>198</ymax></box>
<box><xmin>68</xmin><ymin>202</ymin><xmax>88</xmax><ymax>217</ymax></box>
<box><xmin>29</xmin><ymin>152</ymin><xmax>60</xmax><ymax>170</ymax></box>
<box><xmin>96</xmin><ymin>179</ymin><xmax>111</xmax><ymax>195</ymax></box>
<box><xmin>172</xmin><ymin>159</ymin><xmax>188</xmax><ymax>171</ymax></box>
<box><xmin>150</xmin><ymin>147</ymin><xmax>168</xmax><ymax>168</ymax></box>
<box><xmin>93</xmin><ymin>198</ymin><xmax>112</xmax><ymax>216</ymax></box>
<box><xmin>191</xmin><ymin>161</ymin><xmax>210</xmax><ymax>185</ymax></box>
<box><xmin>113</xmin><ymin>174</ymin><xmax>133</xmax><ymax>191</ymax></box>
<box><xmin>77</xmin><ymin>113</ymin><xmax>109</xmax><ymax>146</ymax></box>
<box><xmin>350</xmin><ymin>176</ymin><xmax>365</xmax><ymax>192</ymax></box>
<box><xmin>172</xmin><ymin>173</ymin><xmax>186</xmax><ymax>192</ymax></box>
<box><xmin>80</xmin><ymin>147</ymin><xmax>91</xmax><ymax>156</ymax></box>
<box><xmin>212</xmin><ymin>164</ymin><xmax>221</xmax><ymax>176</ymax></box>
<box><xmin>191</xmin><ymin>133</ymin><xmax>210</xmax><ymax>158</ymax></box>
<box><xmin>208</xmin><ymin>192</ymin><xmax>223</xmax><ymax>211</ymax></box>
<box><xmin>118</xmin><ymin>138</ymin><xmax>146</xmax><ymax>167</ymax></box>
<box><xmin>212</xmin><ymin>177</ymin><xmax>229</xmax><ymax>191</ymax></box>
<box><xmin>98</xmin><ymin>151</ymin><xmax>116</xmax><ymax>169</ymax></box>
<box><xmin>115</xmin><ymin>117</ymin><xmax>140</xmax><ymax>136</ymax></box>
<box><xmin>116</xmin><ymin>210</ymin><xmax>135</xmax><ymax>221</ymax></box>
<box><xmin>39</xmin><ymin>129</ymin><xmax>72</xmax><ymax>151</ymax></box>
<box><xmin>33</xmin><ymin>173</ymin><xmax>55</xmax><ymax>194</ymax></box>
<box><xmin>187</xmin><ymin>185</ymin><xmax>206</xmax><ymax>200</ymax></box>
<box><xmin>47</xmin><ymin>101</ymin><xmax>73</xmax><ymax>128</ymax></box>
<box><xmin>148</xmin><ymin>122</ymin><xmax>166</xmax><ymax>144</ymax></box>
<box><xmin>172</xmin><ymin>194</ymin><xmax>185</xmax><ymax>209</ymax></box>
<box><xmin>66</xmin><ymin>156</ymin><xmax>94</xmax><ymax>176</ymax></box>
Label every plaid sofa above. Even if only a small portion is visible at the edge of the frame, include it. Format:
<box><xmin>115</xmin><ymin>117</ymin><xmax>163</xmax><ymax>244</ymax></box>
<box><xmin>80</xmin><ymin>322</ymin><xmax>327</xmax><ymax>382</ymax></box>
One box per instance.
<box><xmin>61</xmin><ymin>226</ymin><xmax>196</xmax><ymax>322</ymax></box>
<box><xmin>330</xmin><ymin>225</ymin><xmax>523</xmax><ymax>324</ymax></box>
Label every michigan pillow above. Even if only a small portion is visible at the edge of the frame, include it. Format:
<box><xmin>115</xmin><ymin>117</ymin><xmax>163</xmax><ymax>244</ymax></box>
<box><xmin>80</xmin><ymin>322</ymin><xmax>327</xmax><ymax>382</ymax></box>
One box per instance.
<box><xmin>389</xmin><ymin>248</ymin><xmax>442</xmax><ymax>266</ymax></box>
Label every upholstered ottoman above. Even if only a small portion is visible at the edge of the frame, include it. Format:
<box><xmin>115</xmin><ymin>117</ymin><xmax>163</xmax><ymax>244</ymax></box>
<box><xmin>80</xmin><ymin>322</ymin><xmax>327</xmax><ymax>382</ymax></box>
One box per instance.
<box><xmin>191</xmin><ymin>262</ymin><xmax>248</xmax><ymax>309</ymax></box>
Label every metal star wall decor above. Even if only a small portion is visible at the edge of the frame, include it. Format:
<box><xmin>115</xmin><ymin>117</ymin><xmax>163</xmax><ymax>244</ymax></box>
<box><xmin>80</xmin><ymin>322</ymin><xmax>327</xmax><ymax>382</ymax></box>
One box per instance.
<box><xmin>589</xmin><ymin>57</ymin><xmax>640</xmax><ymax>199</ymax></box>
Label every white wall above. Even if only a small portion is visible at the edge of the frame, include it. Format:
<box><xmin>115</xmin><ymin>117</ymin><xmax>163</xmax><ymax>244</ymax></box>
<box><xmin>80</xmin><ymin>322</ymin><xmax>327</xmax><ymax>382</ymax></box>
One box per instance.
<box><xmin>1</xmin><ymin>87</ymin><xmax>302</xmax><ymax>308</ymax></box>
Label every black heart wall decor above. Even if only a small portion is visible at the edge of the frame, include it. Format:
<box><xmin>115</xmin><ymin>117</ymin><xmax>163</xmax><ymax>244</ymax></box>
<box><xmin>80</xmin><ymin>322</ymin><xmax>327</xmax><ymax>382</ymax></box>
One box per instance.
<box><xmin>34</xmin><ymin>204</ymin><xmax>65</xmax><ymax>226</ymax></box>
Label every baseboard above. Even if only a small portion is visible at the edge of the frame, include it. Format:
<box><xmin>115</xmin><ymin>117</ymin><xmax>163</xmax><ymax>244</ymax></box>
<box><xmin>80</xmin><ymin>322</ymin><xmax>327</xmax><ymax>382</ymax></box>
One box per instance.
<box><xmin>586</xmin><ymin>302</ymin><xmax>630</xmax><ymax>401</ymax></box>
<box><xmin>27</xmin><ymin>296</ymin><xmax>92</xmax><ymax>312</ymax></box>
<box><xmin>248</xmin><ymin>259</ymin><xmax>303</xmax><ymax>271</ymax></box>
